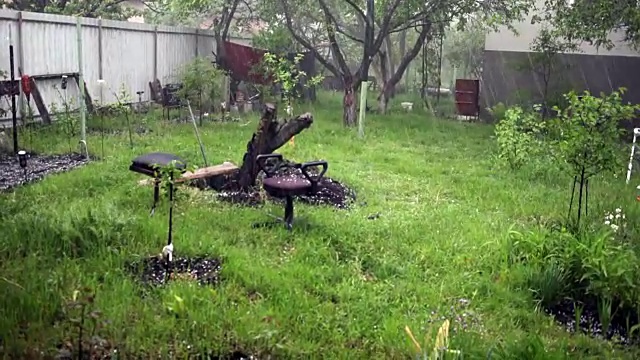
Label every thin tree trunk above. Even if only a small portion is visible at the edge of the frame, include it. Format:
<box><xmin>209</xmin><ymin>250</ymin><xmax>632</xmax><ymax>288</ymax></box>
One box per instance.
<box><xmin>343</xmin><ymin>77</ymin><xmax>357</xmax><ymax>126</ymax></box>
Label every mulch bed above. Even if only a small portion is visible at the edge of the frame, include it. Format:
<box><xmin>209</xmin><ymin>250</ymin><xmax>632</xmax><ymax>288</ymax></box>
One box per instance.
<box><xmin>193</xmin><ymin>158</ymin><xmax>357</xmax><ymax>209</ymax></box>
<box><xmin>0</xmin><ymin>152</ymin><xmax>89</xmax><ymax>192</ymax></box>
<box><xmin>124</xmin><ymin>255</ymin><xmax>223</xmax><ymax>287</ymax></box>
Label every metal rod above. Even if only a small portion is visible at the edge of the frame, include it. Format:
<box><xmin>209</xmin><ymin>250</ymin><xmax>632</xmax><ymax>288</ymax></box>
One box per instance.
<box><xmin>186</xmin><ymin>99</ymin><xmax>209</xmax><ymax>167</ymax></box>
<box><xmin>9</xmin><ymin>45</ymin><xmax>18</xmax><ymax>153</ymax></box>
<box><xmin>76</xmin><ymin>18</ymin><xmax>87</xmax><ymax>158</ymax></box>
<box><xmin>168</xmin><ymin>177</ymin><xmax>174</xmax><ymax>246</ymax></box>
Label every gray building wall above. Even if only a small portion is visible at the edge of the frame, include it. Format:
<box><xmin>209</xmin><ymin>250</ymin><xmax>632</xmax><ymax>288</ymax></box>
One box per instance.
<box><xmin>481</xmin><ymin>3</ymin><xmax>640</xmax><ymax>130</ymax></box>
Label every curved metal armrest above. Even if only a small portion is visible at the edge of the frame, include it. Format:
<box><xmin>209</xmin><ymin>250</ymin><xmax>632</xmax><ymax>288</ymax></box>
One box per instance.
<box><xmin>256</xmin><ymin>153</ymin><xmax>283</xmax><ymax>177</ymax></box>
<box><xmin>300</xmin><ymin>160</ymin><xmax>328</xmax><ymax>186</ymax></box>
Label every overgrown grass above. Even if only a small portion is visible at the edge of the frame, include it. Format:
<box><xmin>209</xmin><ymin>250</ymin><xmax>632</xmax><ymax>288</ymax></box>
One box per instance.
<box><xmin>0</xmin><ymin>92</ymin><xmax>638</xmax><ymax>359</ymax></box>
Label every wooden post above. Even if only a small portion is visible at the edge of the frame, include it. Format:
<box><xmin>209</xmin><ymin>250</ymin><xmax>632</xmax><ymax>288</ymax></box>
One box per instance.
<box><xmin>195</xmin><ymin>29</ymin><xmax>199</xmax><ymax>57</ymax></box>
<box><xmin>16</xmin><ymin>11</ymin><xmax>25</xmax><ymax>119</ymax></box>
<box><xmin>153</xmin><ymin>26</ymin><xmax>158</xmax><ymax>81</ymax></box>
<box><xmin>98</xmin><ymin>17</ymin><xmax>104</xmax><ymax>104</ymax></box>
<box><xmin>358</xmin><ymin>81</ymin><xmax>368</xmax><ymax>139</ymax></box>
<box><xmin>76</xmin><ymin>17</ymin><xmax>87</xmax><ymax>153</ymax></box>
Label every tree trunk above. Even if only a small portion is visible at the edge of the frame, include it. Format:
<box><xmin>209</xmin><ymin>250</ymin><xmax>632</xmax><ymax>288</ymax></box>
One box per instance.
<box><xmin>237</xmin><ymin>104</ymin><xmax>314</xmax><ymax>189</ymax></box>
<box><xmin>379</xmin><ymin>21</ymin><xmax>432</xmax><ymax>114</ymax></box>
<box><xmin>342</xmin><ymin>78</ymin><xmax>356</xmax><ymax>126</ymax></box>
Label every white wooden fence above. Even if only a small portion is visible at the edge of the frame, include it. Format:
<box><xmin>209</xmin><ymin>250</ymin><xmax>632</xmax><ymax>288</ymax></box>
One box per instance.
<box><xmin>0</xmin><ymin>9</ymin><xmax>251</xmax><ymax>123</ymax></box>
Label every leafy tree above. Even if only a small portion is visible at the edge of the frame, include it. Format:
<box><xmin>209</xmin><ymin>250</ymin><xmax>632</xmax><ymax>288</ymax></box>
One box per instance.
<box><xmin>552</xmin><ymin>89</ymin><xmax>640</xmax><ymax>227</ymax></box>
<box><xmin>0</xmin><ymin>0</ymin><xmax>139</xmax><ymax>20</ymax></box>
<box><xmin>177</xmin><ymin>56</ymin><xmax>225</xmax><ymax>124</ymax></box>
<box><xmin>534</xmin><ymin>0</ymin><xmax>640</xmax><ymax>50</ymax></box>
<box><xmin>522</xmin><ymin>27</ymin><xmax>579</xmax><ymax>118</ymax></box>
<box><xmin>444</xmin><ymin>19</ymin><xmax>487</xmax><ymax>80</ymax></box>
<box><xmin>258</xmin><ymin>0</ymin><xmax>534</xmax><ymax>125</ymax></box>
<box><xmin>144</xmin><ymin>0</ymin><xmax>254</xmax><ymax>79</ymax></box>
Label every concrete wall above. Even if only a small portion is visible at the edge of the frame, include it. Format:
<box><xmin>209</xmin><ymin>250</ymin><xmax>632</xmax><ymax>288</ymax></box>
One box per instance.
<box><xmin>0</xmin><ymin>9</ymin><xmax>251</xmax><ymax>124</ymax></box>
<box><xmin>481</xmin><ymin>1</ymin><xmax>640</xmax><ymax>122</ymax></box>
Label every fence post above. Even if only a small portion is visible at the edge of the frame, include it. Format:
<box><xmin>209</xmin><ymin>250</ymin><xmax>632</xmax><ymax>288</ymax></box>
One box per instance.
<box><xmin>16</xmin><ymin>11</ymin><xmax>25</xmax><ymax>119</ymax></box>
<box><xmin>153</xmin><ymin>26</ymin><xmax>158</xmax><ymax>81</ymax></box>
<box><xmin>76</xmin><ymin>17</ymin><xmax>87</xmax><ymax>156</ymax></box>
<box><xmin>195</xmin><ymin>29</ymin><xmax>199</xmax><ymax>57</ymax></box>
<box><xmin>98</xmin><ymin>17</ymin><xmax>104</xmax><ymax>104</ymax></box>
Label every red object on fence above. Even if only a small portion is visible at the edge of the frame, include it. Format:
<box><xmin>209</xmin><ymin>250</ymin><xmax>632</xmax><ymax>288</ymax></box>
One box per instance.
<box><xmin>454</xmin><ymin>79</ymin><xmax>480</xmax><ymax>118</ymax></box>
<box><xmin>21</xmin><ymin>75</ymin><xmax>32</xmax><ymax>100</ymax></box>
<box><xmin>223</xmin><ymin>41</ymin><xmax>269</xmax><ymax>84</ymax></box>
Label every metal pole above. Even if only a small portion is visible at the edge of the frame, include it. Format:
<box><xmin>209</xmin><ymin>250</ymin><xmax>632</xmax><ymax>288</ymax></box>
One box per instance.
<box><xmin>9</xmin><ymin>45</ymin><xmax>18</xmax><ymax>153</ymax></box>
<box><xmin>76</xmin><ymin>17</ymin><xmax>87</xmax><ymax>157</ymax></box>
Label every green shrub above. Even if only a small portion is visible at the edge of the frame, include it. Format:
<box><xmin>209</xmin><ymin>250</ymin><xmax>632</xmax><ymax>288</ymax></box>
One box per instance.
<box><xmin>494</xmin><ymin>105</ymin><xmax>546</xmax><ymax>170</ymax></box>
<box><xmin>507</xmin><ymin>223</ymin><xmax>640</xmax><ymax>334</ymax></box>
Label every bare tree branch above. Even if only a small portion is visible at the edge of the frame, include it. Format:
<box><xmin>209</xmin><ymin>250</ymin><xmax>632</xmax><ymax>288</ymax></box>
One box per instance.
<box><xmin>278</xmin><ymin>0</ymin><xmax>341</xmax><ymax>77</ymax></box>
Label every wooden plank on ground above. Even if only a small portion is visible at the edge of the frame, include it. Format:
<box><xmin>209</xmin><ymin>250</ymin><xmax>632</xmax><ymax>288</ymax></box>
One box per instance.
<box><xmin>138</xmin><ymin>162</ymin><xmax>238</xmax><ymax>186</ymax></box>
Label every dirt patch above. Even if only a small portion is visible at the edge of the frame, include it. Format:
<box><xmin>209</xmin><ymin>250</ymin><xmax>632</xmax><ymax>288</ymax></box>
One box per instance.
<box><xmin>544</xmin><ymin>298</ymin><xmax>638</xmax><ymax>345</ymax></box>
<box><xmin>0</xmin><ymin>152</ymin><xmax>89</xmax><ymax>192</ymax></box>
<box><xmin>124</xmin><ymin>255</ymin><xmax>222</xmax><ymax>287</ymax></box>
<box><xmin>191</xmin><ymin>158</ymin><xmax>356</xmax><ymax>209</ymax></box>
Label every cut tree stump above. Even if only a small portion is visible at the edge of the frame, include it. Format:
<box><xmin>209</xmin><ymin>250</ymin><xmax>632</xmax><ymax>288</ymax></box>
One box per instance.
<box><xmin>138</xmin><ymin>162</ymin><xmax>238</xmax><ymax>186</ymax></box>
<box><xmin>236</xmin><ymin>103</ymin><xmax>314</xmax><ymax>189</ymax></box>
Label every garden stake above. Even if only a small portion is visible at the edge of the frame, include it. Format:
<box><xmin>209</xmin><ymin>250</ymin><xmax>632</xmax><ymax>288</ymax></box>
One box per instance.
<box><xmin>9</xmin><ymin>45</ymin><xmax>18</xmax><ymax>153</ymax></box>
<box><xmin>186</xmin><ymin>99</ymin><xmax>208</xmax><ymax>167</ymax></box>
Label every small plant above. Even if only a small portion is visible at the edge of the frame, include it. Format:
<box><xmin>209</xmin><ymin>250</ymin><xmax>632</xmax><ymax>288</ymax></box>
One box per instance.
<box><xmin>494</xmin><ymin>105</ymin><xmax>546</xmax><ymax>170</ymax></box>
<box><xmin>58</xmin><ymin>286</ymin><xmax>112</xmax><ymax>359</ymax></box>
<box><xmin>177</xmin><ymin>57</ymin><xmax>225</xmax><ymax>125</ymax></box>
<box><xmin>259</xmin><ymin>52</ymin><xmax>324</xmax><ymax>115</ymax></box>
<box><xmin>552</xmin><ymin>88</ymin><xmax>640</xmax><ymax>227</ymax></box>
<box><xmin>50</xmin><ymin>89</ymin><xmax>78</xmax><ymax>153</ymax></box>
<box><xmin>405</xmin><ymin>320</ymin><xmax>461</xmax><ymax>359</ymax></box>
<box><xmin>604</xmin><ymin>208</ymin><xmax>626</xmax><ymax>234</ymax></box>
<box><xmin>111</xmin><ymin>84</ymin><xmax>134</xmax><ymax>148</ymax></box>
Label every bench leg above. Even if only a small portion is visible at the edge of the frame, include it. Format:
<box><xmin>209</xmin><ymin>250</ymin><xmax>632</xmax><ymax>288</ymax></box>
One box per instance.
<box><xmin>252</xmin><ymin>195</ymin><xmax>295</xmax><ymax>231</ymax></box>
<box><xmin>283</xmin><ymin>195</ymin><xmax>294</xmax><ymax>231</ymax></box>
<box><xmin>150</xmin><ymin>179</ymin><xmax>160</xmax><ymax>216</ymax></box>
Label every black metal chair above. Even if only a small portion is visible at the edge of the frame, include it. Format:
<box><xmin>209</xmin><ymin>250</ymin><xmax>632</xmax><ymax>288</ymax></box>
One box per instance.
<box><xmin>129</xmin><ymin>152</ymin><xmax>187</xmax><ymax>216</ymax></box>
<box><xmin>255</xmin><ymin>153</ymin><xmax>328</xmax><ymax>230</ymax></box>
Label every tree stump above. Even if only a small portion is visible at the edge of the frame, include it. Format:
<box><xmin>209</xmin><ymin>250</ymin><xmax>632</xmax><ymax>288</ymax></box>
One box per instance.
<box><xmin>236</xmin><ymin>103</ymin><xmax>313</xmax><ymax>189</ymax></box>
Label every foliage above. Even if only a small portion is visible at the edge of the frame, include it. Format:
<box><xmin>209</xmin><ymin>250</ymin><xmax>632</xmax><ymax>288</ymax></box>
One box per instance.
<box><xmin>552</xmin><ymin>89</ymin><xmax>639</xmax><ymax>180</ymax></box>
<box><xmin>525</xmin><ymin>27</ymin><xmax>579</xmax><ymax>115</ymax></box>
<box><xmin>50</xmin><ymin>89</ymin><xmax>78</xmax><ymax>153</ymax></box>
<box><xmin>533</xmin><ymin>0</ymin><xmax>640</xmax><ymax>50</ymax></box>
<box><xmin>2</xmin><ymin>92</ymin><xmax>640</xmax><ymax>359</ymax></box>
<box><xmin>252</xmin><ymin>25</ymin><xmax>300</xmax><ymax>54</ymax></box>
<box><xmin>405</xmin><ymin>321</ymin><xmax>461</xmax><ymax>359</ymax></box>
<box><xmin>0</xmin><ymin>0</ymin><xmax>140</xmax><ymax>20</ymax></box>
<box><xmin>444</xmin><ymin>22</ymin><xmax>487</xmax><ymax>79</ymax></box>
<box><xmin>111</xmin><ymin>84</ymin><xmax>134</xmax><ymax>148</ymax></box>
<box><xmin>494</xmin><ymin>105</ymin><xmax>546</xmax><ymax>170</ymax></box>
<box><xmin>508</xmin><ymin>223</ymin><xmax>640</xmax><ymax>338</ymax></box>
<box><xmin>259</xmin><ymin>52</ymin><xmax>324</xmax><ymax>110</ymax></box>
<box><xmin>177</xmin><ymin>56</ymin><xmax>225</xmax><ymax>114</ymax></box>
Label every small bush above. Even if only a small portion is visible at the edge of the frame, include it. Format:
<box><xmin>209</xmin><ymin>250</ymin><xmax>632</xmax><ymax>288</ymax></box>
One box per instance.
<box><xmin>177</xmin><ymin>56</ymin><xmax>225</xmax><ymax>115</ymax></box>
<box><xmin>494</xmin><ymin>105</ymin><xmax>546</xmax><ymax>170</ymax></box>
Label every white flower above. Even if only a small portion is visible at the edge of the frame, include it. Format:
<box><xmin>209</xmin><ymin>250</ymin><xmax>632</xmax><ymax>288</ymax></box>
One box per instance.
<box><xmin>616</xmin><ymin>208</ymin><xmax>622</xmax><ymax>213</ymax></box>
<box><xmin>605</xmin><ymin>220</ymin><xmax>611</xmax><ymax>225</ymax></box>
<box><xmin>611</xmin><ymin>224</ymin><xmax>620</xmax><ymax>232</ymax></box>
<box><xmin>616</xmin><ymin>214</ymin><xmax>621</xmax><ymax>219</ymax></box>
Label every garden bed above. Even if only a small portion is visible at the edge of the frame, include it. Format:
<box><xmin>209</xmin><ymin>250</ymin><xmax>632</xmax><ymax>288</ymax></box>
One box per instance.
<box><xmin>124</xmin><ymin>255</ymin><xmax>223</xmax><ymax>287</ymax></box>
<box><xmin>190</xmin><ymin>157</ymin><xmax>356</xmax><ymax>209</ymax></box>
<box><xmin>0</xmin><ymin>152</ymin><xmax>89</xmax><ymax>192</ymax></box>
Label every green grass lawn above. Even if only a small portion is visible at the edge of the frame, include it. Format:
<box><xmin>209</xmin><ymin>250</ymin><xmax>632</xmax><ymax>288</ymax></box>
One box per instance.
<box><xmin>0</xmin><ymin>93</ymin><xmax>638</xmax><ymax>359</ymax></box>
